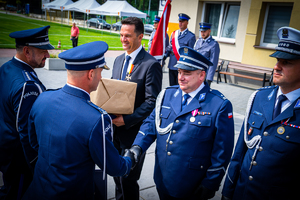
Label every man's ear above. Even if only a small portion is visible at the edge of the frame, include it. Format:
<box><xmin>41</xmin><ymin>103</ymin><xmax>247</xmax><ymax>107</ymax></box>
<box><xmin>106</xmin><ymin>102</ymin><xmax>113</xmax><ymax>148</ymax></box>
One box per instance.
<box><xmin>88</xmin><ymin>69</ymin><xmax>94</xmax><ymax>80</ymax></box>
<box><xmin>138</xmin><ymin>33</ymin><xmax>144</xmax><ymax>42</ymax></box>
<box><xmin>23</xmin><ymin>46</ymin><xmax>30</xmax><ymax>57</ymax></box>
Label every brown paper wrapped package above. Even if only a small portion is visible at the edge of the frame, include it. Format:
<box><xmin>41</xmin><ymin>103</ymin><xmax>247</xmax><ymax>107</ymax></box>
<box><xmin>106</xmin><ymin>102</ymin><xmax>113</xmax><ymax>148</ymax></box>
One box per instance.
<box><xmin>90</xmin><ymin>78</ymin><xmax>137</xmax><ymax>114</ymax></box>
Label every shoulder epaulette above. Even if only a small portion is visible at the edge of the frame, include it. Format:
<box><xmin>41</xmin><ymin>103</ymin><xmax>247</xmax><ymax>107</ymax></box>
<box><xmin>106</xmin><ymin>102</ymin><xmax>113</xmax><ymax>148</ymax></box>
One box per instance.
<box><xmin>46</xmin><ymin>88</ymin><xmax>61</xmax><ymax>92</ymax></box>
<box><xmin>257</xmin><ymin>85</ymin><xmax>277</xmax><ymax>91</ymax></box>
<box><xmin>188</xmin><ymin>31</ymin><xmax>195</xmax><ymax>35</ymax></box>
<box><xmin>166</xmin><ymin>85</ymin><xmax>179</xmax><ymax>90</ymax></box>
<box><xmin>87</xmin><ymin>100</ymin><xmax>107</xmax><ymax>114</ymax></box>
<box><xmin>209</xmin><ymin>89</ymin><xmax>227</xmax><ymax>100</ymax></box>
<box><xmin>22</xmin><ymin>70</ymin><xmax>35</xmax><ymax>82</ymax></box>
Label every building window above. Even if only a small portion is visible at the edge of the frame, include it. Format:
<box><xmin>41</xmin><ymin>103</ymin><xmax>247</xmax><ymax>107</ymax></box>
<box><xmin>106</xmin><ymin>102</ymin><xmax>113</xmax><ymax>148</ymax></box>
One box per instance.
<box><xmin>260</xmin><ymin>3</ymin><xmax>293</xmax><ymax>48</ymax></box>
<box><xmin>202</xmin><ymin>2</ymin><xmax>240</xmax><ymax>43</ymax></box>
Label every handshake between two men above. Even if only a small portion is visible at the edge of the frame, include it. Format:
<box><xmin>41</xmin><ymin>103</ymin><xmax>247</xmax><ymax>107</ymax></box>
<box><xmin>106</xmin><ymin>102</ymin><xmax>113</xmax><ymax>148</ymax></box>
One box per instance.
<box><xmin>124</xmin><ymin>145</ymin><xmax>142</xmax><ymax>170</ymax></box>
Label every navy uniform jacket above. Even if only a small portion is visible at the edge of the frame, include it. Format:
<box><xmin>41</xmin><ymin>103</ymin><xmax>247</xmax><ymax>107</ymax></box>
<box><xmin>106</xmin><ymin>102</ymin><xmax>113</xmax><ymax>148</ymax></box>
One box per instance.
<box><xmin>194</xmin><ymin>36</ymin><xmax>220</xmax><ymax>81</ymax></box>
<box><xmin>148</xmin><ymin>29</ymin><xmax>170</xmax><ymax>54</ymax></box>
<box><xmin>165</xmin><ymin>29</ymin><xmax>196</xmax><ymax>70</ymax></box>
<box><xmin>23</xmin><ymin>85</ymin><xmax>132</xmax><ymax>200</ymax></box>
<box><xmin>112</xmin><ymin>48</ymin><xmax>162</xmax><ymax>148</ymax></box>
<box><xmin>0</xmin><ymin>57</ymin><xmax>44</xmax><ymax>173</ymax></box>
<box><xmin>133</xmin><ymin>84</ymin><xmax>234</xmax><ymax>198</ymax></box>
<box><xmin>222</xmin><ymin>86</ymin><xmax>300</xmax><ymax>200</ymax></box>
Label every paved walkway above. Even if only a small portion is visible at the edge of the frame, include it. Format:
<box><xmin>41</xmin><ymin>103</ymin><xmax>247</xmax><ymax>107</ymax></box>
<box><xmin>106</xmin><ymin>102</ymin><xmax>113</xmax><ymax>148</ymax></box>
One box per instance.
<box><xmin>0</xmin><ymin>49</ymin><xmax>255</xmax><ymax>199</ymax></box>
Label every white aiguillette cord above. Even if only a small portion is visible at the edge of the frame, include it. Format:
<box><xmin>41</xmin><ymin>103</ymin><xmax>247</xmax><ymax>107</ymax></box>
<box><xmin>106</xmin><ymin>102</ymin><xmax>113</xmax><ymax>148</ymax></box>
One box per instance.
<box><xmin>155</xmin><ymin>89</ymin><xmax>174</xmax><ymax>135</ymax></box>
<box><xmin>243</xmin><ymin>90</ymin><xmax>262</xmax><ymax>168</ymax></box>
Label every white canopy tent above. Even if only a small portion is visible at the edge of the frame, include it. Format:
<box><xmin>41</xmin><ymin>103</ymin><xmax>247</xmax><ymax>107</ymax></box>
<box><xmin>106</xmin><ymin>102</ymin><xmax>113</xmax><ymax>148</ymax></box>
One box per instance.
<box><xmin>90</xmin><ymin>0</ymin><xmax>147</xmax><ymax>18</ymax></box>
<box><xmin>63</xmin><ymin>0</ymin><xmax>102</xmax><ymax>28</ymax></box>
<box><xmin>42</xmin><ymin>0</ymin><xmax>74</xmax><ymax>10</ymax></box>
<box><xmin>64</xmin><ymin>0</ymin><xmax>101</xmax><ymax>13</ymax></box>
<box><xmin>42</xmin><ymin>0</ymin><xmax>74</xmax><ymax>25</ymax></box>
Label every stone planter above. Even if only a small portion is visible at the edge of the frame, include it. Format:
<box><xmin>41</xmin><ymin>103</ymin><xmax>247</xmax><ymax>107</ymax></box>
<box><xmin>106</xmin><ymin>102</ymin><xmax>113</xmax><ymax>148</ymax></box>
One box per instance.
<box><xmin>44</xmin><ymin>58</ymin><xmax>65</xmax><ymax>70</ymax></box>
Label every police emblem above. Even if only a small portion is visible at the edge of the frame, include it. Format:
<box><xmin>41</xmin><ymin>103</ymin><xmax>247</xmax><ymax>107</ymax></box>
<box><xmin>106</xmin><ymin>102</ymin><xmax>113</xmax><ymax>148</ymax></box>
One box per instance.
<box><xmin>184</xmin><ymin>47</ymin><xmax>188</xmax><ymax>55</ymax></box>
<box><xmin>282</xmin><ymin>28</ymin><xmax>289</xmax><ymax>38</ymax></box>
<box><xmin>199</xmin><ymin>93</ymin><xmax>206</xmax><ymax>100</ymax></box>
<box><xmin>277</xmin><ymin>126</ymin><xmax>285</xmax><ymax>134</ymax></box>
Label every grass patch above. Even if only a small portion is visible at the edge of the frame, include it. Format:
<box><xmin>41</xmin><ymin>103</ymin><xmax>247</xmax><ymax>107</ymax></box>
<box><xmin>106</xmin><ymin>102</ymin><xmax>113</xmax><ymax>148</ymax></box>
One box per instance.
<box><xmin>0</xmin><ymin>12</ymin><xmax>149</xmax><ymax>50</ymax></box>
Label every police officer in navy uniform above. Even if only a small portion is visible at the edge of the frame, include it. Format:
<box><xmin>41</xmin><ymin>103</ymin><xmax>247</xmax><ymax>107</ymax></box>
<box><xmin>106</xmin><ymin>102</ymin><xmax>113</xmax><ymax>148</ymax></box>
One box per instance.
<box><xmin>194</xmin><ymin>22</ymin><xmax>220</xmax><ymax>86</ymax></box>
<box><xmin>222</xmin><ymin>27</ymin><xmax>300</xmax><ymax>200</ymax></box>
<box><xmin>163</xmin><ymin>13</ymin><xmax>196</xmax><ymax>86</ymax></box>
<box><xmin>127</xmin><ymin>47</ymin><xmax>234</xmax><ymax>199</ymax></box>
<box><xmin>22</xmin><ymin>41</ymin><xmax>134</xmax><ymax>200</ymax></box>
<box><xmin>0</xmin><ymin>26</ymin><xmax>54</xmax><ymax>199</ymax></box>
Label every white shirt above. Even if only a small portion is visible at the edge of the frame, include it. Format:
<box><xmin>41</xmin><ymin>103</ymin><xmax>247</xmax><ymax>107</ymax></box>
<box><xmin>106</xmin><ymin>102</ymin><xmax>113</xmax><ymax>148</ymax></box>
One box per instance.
<box><xmin>182</xmin><ymin>82</ymin><xmax>205</xmax><ymax>105</ymax></box>
<box><xmin>275</xmin><ymin>87</ymin><xmax>300</xmax><ymax>113</ymax></box>
<box><xmin>121</xmin><ymin>45</ymin><xmax>143</xmax><ymax>76</ymax></box>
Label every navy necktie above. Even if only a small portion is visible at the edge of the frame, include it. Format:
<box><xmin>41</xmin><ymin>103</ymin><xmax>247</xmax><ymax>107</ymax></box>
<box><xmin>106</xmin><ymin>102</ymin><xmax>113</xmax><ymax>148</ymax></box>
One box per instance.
<box><xmin>273</xmin><ymin>94</ymin><xmax>287</xmax><ymax>119</ymax></box>
<box><xmin>181</xmin><ymin>94</ymin><xmax>190</xmax><ymax>111</ymax></box>
<box><xmin>121</xmin><ymin>55</ymin><xmax>131</xmax><ymax>80</ymax></box>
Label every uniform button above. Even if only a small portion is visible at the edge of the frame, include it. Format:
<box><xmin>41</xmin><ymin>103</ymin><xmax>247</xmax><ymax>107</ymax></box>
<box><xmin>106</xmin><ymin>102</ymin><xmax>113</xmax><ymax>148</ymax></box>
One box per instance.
<box><xmin>259</xmin><ymin>147</ymin><xmax>263</xmax><ymax>151</ymax></box>
<box><xmin>172</xmin><ymin>130</ymin><xmax>176</xmax><ymax>134</ymax></box>
<box><xmin>249</xmin><ymin>176</ymin><xmax>253</xmax><ymax>181</ymax></box>
<box><xmin>198</xmin><ymin>122</ymin><xmax>201</xmax><ymax>125</ymax></box>
<box><xmin>286</xmin><ymin>135</ymin><xmax>290</xmax><ymax>139</ymax></box>
<box><xmin>169</xmin><ymin>141</ymin><xmax>173</xmax><ymax>145</ymax></box>
<box><xmin>160</xmin><ymin>114</ymin><xmax>162</xmax><ymax>116</ymax></box>
<box><xmin>263</xmin><ymin>132</ymin><xmax>268</xmax><ymax>136</ymax></box>
<box><xmin>252</xmin><ymin>122</ymin><xmax>255</xmax><ymax>125</ymax></box>
<box><xmin>175</xmin><ymin>120</ymin><xmax>179</xmax><ymax>123</ymax></box>
<box><xmin>167</xmin><ymin>152</ymin><xmax>171</xmax><ymax>156</ymax></box>
<box><xmin>252</xmin><ymin>161</ymin><xmax>257</xmax><ymax>166</ymax></box>
<box><xmin>201</xmin><ymin>166</ymin><xmax>203</xmax><ymax>169</ymax></box>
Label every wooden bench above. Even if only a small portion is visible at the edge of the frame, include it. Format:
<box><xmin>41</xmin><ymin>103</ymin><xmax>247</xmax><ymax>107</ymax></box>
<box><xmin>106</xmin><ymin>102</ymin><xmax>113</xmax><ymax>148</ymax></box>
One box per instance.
<box><xmin>216</xmin><ymin>60</ymin><xmax>274</xmax><ymax>87</ymax></box>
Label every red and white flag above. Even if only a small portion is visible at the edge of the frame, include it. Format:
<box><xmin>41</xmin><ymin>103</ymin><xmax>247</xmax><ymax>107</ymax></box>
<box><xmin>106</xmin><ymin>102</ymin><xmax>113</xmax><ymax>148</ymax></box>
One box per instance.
<box><xmin>149</xmin><ymin>0</ymin><xmax>172</xmax><ymax>60</ymax></box>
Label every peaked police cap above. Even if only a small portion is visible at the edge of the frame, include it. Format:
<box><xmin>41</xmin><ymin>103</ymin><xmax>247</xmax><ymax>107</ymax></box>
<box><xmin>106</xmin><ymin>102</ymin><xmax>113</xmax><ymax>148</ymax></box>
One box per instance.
<box><xmin>59</xmin><ymin>41</ymin><xmax>109</xmax><ymax>71</ymax></box>
<box><xmin>175</xmin><ymin>46</ymin><xmax>213</xmax><ymax>71</ymax></box>
<box><xmin>9</xmin><ymin>25</ymin><xmax>54</xmax><ymax>50</ymax></box>
<box><xmin>270</xmin><ymin>27</ymin><xmax>300</xmax><ymax>60</ymax></box>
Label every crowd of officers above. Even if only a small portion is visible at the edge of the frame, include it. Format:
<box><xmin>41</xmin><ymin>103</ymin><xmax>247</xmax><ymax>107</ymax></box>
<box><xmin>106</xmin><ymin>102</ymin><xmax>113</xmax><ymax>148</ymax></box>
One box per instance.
<box><xmin>0</xmin><ymin>13</ymin><xmax>300</xmax><ymax>200</ymax></box>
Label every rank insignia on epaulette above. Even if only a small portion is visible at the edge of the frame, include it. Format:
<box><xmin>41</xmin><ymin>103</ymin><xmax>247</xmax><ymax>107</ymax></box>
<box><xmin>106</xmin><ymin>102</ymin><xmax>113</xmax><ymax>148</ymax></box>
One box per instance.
<box><xmin>295</xmin><ymin>99</ymin><xmax>300</xmax><ymax>108</ymax></box>
<box><xmin>268</xmin><ymin>89</ymin><xmax>275</xmax><ymax>100</ymax></box>
<box><xmin>174</xmin><ymin>90</ymin><xmax>179</xmax><ymax>97</ymax></box>
<box><xmin>30</xmin><ymin>72</ymin><xmax>37</xmax><ymax>79</ymax></box>
<box><xmin>22</xmin><ymin>71</ymin><xmax>33</xmax><ymax>81</ymax></box>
